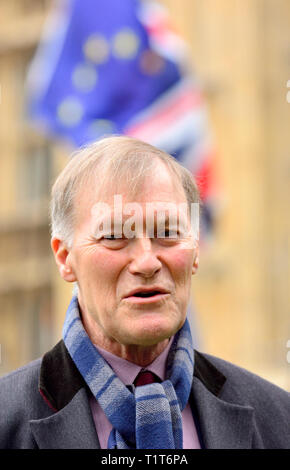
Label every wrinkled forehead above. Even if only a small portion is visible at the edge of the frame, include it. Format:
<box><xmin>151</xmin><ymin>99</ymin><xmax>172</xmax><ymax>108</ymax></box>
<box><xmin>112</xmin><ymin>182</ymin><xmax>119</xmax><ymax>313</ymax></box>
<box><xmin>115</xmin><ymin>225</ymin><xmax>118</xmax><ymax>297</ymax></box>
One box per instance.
<box><xmin>75</xmin><ymin>160</ymin><xmax>187</xmax><ymax>224</ymax></box>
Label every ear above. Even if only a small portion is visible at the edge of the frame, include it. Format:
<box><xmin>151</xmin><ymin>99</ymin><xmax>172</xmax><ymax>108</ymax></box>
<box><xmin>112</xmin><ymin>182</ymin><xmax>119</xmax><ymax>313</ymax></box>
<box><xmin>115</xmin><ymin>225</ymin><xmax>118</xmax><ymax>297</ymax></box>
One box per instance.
<box><xmin>192</xmin><ymin>246</ymin><xmax>199</xmax><ymax>275</ymax></box>
<box><xmin>51</xmin><ymin>237</ymin><xmax>77</xmax><ymax>282</ymax></box>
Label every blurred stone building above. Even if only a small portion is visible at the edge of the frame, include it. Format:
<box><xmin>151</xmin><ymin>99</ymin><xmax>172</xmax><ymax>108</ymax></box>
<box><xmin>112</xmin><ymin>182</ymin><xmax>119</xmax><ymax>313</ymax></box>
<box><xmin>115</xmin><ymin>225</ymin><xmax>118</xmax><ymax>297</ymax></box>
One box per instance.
<box><xmin>0</xmin><ymin>0</ymin><xmax>71</xmax><ymax>374</ymax></box>
<box><xmin>0</xmin><ymin>0</ymin><xmax>289</xmax><ymax>389</ymax></box>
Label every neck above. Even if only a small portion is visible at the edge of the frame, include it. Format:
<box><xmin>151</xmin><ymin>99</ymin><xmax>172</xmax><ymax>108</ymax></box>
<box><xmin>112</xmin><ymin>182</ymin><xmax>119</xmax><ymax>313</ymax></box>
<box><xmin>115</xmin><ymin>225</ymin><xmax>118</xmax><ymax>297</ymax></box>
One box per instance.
<box><xmin>80</xmin><ymin>307</ymin><xmax>169</xmax><ymax>367</ymax></box>
<box><xmin>97</xmin><ymin>339</ymin><xmax>170</xmax><ymax>367</ymax></box>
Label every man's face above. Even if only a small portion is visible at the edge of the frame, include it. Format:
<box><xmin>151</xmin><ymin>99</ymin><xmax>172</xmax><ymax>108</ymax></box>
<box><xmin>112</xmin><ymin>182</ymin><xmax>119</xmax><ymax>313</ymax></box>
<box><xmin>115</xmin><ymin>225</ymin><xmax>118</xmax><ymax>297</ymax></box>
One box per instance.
<box><xmin>63</xmin><ymin>160</ymin><xmax>198</xmax><ymax>348</ymax></box>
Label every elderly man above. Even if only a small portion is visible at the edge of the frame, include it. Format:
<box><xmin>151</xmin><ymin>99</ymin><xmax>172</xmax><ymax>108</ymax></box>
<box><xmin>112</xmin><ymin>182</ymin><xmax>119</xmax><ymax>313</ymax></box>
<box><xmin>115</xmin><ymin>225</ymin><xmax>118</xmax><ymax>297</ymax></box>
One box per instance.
<box><xmin>0</xmin><ymin>136</ymin><xmax>289</xmax><ymax>449</ymax></box>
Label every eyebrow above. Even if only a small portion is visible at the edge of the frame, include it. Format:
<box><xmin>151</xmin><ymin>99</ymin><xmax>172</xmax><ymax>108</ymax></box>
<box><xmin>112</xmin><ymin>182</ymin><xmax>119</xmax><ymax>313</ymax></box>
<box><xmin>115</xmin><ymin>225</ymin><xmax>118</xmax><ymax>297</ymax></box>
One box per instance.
<box><xmin>91</xmin><ymin>206</ymin><xmax>189</xmax><ymax>237</ymax></box>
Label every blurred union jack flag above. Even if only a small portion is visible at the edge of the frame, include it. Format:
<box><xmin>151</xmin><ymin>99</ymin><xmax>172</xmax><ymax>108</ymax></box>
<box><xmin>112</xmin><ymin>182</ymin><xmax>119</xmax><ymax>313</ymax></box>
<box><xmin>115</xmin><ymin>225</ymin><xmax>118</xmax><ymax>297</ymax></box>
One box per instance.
<box><xmin>26</xmin><ymin>0</ymin><xmax>218</xmax><ymax>238</ymax></box>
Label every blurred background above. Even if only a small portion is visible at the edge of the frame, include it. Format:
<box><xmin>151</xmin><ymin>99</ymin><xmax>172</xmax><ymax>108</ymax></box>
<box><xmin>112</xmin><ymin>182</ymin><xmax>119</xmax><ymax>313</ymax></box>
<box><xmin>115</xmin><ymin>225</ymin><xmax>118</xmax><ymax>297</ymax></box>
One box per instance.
<box><xmin>0</xmin><ymin>0</ymin><xmax>289</xmax><ymax>390</ymax></box>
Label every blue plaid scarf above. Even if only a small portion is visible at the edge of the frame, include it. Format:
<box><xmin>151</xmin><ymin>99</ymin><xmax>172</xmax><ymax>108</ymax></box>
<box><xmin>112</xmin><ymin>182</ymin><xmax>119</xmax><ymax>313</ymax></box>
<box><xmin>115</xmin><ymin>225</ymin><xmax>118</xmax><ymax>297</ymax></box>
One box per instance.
<box><xmin>63</xmin><ymin>297</ymin><xmax>194</xmax><ymax>449</ymax></box>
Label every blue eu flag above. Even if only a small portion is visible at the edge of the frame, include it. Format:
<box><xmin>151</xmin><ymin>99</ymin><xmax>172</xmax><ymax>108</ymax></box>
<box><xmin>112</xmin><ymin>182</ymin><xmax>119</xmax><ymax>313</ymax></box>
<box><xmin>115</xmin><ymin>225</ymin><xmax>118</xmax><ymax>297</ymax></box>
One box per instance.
<box><xmin>26</xmin><ymin>0</ymin><xmax>181</xmax><ymax>146</ymax></box>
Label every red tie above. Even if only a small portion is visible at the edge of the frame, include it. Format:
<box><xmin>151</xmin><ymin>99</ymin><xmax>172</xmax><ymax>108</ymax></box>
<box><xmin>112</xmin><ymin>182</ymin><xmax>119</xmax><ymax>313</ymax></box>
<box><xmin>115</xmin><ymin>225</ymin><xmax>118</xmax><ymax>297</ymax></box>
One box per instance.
<box><xmin>134</xmin><ymin>370</ymin><xmax>160</xmax><ymax>387</ymax></box>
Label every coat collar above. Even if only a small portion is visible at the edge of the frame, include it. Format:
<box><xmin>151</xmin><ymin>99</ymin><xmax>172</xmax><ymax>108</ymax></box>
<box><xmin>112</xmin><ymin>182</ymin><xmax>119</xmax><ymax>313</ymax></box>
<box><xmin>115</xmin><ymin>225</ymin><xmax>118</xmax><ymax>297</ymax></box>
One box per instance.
<box><xmin>32</xmin><ymin>340</ymin><xmax>254</xmax><ymax>449</ymax></box>
<box><xmin>38</xmin><ymin>340</ymin><xmax>227</xmax><ymax>412</ymax></box>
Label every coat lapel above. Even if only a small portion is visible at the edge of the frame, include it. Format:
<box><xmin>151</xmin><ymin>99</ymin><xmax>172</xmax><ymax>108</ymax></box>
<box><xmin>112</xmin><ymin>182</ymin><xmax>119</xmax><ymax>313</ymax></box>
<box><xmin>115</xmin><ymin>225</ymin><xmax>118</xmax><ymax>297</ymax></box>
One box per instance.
<box><xmin>31</xmin><ymin>340</ymin><xmax>100</xmax><ymax>449</ymax></box>
<box><xmin>191</xmin><ymin>376</ymin><xmax>255</xmax><ymax>449</ymax></box>
<box><xmin>29</xmin><ymin>388</ymin><xmax>100</xmax><ymax>449</ymax></box>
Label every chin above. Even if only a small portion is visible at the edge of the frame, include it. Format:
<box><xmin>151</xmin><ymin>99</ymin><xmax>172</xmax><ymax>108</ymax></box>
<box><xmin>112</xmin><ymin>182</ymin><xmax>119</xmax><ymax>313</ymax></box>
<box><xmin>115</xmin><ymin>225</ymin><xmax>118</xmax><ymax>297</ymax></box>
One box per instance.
<box><xmin>127</xmin><ymin>316</ymin><xmax>182</xmax><ymax>346</ymax></box>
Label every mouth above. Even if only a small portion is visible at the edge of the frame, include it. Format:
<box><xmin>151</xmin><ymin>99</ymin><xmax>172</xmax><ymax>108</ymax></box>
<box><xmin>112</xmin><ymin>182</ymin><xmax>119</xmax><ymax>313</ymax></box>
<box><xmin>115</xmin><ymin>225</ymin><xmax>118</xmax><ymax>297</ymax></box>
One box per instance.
<box><xmin>123</xmin><ymin>288</ymin><xmax>170</xmax><ymax>304</ymax></box>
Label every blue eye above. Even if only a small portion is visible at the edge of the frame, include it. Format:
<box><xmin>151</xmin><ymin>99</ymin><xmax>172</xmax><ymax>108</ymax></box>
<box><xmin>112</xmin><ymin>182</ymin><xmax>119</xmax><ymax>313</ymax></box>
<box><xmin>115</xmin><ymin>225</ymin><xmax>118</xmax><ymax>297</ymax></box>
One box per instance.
<box><xmin>158</xmin><ymin>229</ymin><xmax>179</xmax><ymax>239</ymax></box>
<box><xmin>166</xmin><ymin>230</ymin><xmax>175</xmax><ymax>238</ymax></box>
<box><xmin>103</xmin><ymin>233</ymin><xmax>127</xmax><ymax>240</ymax></box>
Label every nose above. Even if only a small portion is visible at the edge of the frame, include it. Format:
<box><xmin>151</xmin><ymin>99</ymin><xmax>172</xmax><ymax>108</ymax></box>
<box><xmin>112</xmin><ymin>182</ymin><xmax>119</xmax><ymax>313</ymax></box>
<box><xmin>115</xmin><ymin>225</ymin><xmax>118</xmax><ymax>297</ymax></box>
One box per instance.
<box><xmin>128</xmin><ymin>238</ymin><xmax>162</xmax><ymax>278</ymax></box>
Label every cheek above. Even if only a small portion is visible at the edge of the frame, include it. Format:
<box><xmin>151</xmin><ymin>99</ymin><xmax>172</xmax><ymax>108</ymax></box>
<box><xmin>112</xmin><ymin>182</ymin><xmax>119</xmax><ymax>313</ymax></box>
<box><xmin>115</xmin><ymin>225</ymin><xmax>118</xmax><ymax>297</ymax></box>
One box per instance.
<box><xmin>171</xmin><ymin>249</ymin><xmax>194</xmax><ymax>272</ymax></box>
<box><xmin>96</xmin><ymin>250</ymin><xmax>127</xmax><ymax>271</ymax></box>
<box><xmin>78</xmin><ymin>249</ymin><xmax>127</xmax><ymax>287</ymax></box>
<box><xmin>167</xmin><ymin>249</ymin><xmax>194</xmax><ymax>288</ymax></box>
